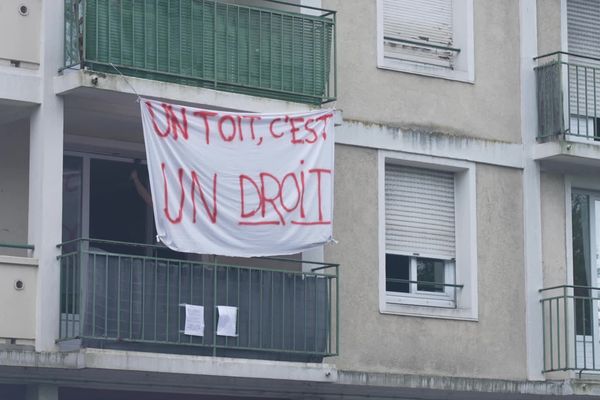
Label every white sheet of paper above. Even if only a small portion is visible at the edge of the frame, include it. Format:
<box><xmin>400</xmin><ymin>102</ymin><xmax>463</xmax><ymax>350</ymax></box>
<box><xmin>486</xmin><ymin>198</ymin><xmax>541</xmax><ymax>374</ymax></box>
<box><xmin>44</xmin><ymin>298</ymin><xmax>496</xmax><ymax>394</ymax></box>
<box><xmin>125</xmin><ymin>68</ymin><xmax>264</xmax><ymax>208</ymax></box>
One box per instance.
<box><xmin>184</xmin><ymin>304</ymin><xmax>205</xmax><ymax>336</ymax></box>
<box><xmin>217</xmin><ymin>306</ymin><xmax>238</xmax><ymax>337</ymax></box>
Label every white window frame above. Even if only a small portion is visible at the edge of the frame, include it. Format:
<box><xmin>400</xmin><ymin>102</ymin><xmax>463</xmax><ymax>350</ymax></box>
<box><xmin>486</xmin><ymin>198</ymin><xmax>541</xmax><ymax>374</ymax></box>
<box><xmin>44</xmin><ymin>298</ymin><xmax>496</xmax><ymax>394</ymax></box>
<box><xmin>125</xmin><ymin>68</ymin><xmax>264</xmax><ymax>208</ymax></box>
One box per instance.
<box><xmin>378</xmin><ymin>150</ymin><xmax>478</xmax><ymax>320</ymax></box>
<box><xmin>376</xmin><ymin>0</ymin><xmax>475</xmax><ymax>83</ymax></box>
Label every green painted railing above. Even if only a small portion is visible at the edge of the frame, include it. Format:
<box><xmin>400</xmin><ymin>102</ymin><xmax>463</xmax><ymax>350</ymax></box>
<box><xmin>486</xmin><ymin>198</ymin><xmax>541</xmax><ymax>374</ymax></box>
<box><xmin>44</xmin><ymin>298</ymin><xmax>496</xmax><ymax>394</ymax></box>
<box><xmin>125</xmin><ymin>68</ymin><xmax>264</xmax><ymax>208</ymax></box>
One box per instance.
<box><xmin>64</xmin><ymin>0</ymin><xmax>336</xmax><ymax>104</ymax></box>
<box><xmin>57</xmin><ymin>238</ymin><xmax>339</xmax><ymax>361</ymax></box>
<box><xmin>540</xmin><ymin>285</ymin><xmax>600</xmax><ymax>373</ymax></box>
<box><xmin>535</xmin><ymin>52</ymin><xmax>600</xmax><ymax>140</ymax></box>
<box><xmin>0</xmin><ymin>243</ymin><xmax>34</xmax><ymax>257</ymax></box>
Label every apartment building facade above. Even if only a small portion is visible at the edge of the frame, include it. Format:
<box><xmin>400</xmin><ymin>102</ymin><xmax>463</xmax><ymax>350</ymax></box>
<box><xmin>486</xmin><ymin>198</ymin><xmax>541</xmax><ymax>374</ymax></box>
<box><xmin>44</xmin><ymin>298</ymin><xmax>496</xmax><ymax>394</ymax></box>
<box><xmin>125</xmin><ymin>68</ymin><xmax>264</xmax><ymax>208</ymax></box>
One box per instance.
<box><xmin>1</xmin><ymin>0</ymin><xmax>600</xmax><ymax>398</ymax></box>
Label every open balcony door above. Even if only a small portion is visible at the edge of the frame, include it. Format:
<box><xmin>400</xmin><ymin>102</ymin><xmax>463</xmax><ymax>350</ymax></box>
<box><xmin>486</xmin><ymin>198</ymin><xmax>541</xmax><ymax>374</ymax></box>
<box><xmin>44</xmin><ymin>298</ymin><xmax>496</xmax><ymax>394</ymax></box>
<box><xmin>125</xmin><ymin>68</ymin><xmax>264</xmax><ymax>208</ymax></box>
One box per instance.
<box><xmin>572</xmin><ymin>193</ymin><xmax>600</xmax><ymax>370</ymax></box>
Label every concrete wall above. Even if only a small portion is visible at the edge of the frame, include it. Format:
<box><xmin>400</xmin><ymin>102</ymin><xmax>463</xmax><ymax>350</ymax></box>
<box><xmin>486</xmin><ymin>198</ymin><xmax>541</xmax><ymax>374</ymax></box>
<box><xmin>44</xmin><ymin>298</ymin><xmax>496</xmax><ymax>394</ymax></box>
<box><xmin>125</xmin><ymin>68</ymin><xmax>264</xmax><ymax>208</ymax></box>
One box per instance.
<box><xmin>322</xmin><ymin>0</ymin><xmax>521</xmax><ymax>144</ymax></box>
<box><xmin>540</xmin><ymin>172</ymin><xmax>567</xmax><ymax>288</ymax></box>
<box><xmin>536</xmin><ymin>0</ymin><xmax>562</xmax><ymax>57</ymax></box>
<box><xmin>0</xmin><ymin>120</ymin><xmax>30</xmax><ymax>252</ymax></box>
<box><xmin>0</xmin><ymin>256</ymin><xmax>37</xmax><ymax>340</ymax></box>
<box><xmin>327</xmin><ymin>144</ymin><xmax>527</xmax><ymax>380</ymax></box>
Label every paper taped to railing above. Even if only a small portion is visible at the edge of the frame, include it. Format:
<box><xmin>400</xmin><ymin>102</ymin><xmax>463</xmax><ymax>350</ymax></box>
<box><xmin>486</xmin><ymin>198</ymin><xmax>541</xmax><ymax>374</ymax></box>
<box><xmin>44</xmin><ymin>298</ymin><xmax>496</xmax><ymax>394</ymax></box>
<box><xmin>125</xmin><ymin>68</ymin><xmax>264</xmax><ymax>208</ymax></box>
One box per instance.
<box><xmin>183</xmin><ymin>304</ymin><xmax>205</xmax><ymax>336</ymax></box>
<box><xmin>140</xmin><ymin>98</ymin><xmax>335</xmax><ymax>257</ymax></box>
<box><xmin>217</xmin><ymin>306</ymin><xmax>238</xmax><ymax>337</ymax></box>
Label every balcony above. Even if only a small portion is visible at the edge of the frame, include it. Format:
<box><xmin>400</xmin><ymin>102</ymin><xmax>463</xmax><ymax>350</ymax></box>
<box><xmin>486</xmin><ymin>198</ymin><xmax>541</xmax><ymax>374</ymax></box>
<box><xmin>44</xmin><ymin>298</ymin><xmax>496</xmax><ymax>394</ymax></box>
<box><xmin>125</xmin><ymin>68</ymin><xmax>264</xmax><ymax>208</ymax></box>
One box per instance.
<box><xmin>58</xmin><ymin>238</ymin><xmax>339</xmax><ymax>362</ymax></box>
<box><xmin>534</xmin><ymin>52</ymin><xmax>600</xmax><ymax>172</ymax></box>
<box><xmin>536</xmin><ymin>52</ymin><xmax>600</xmax><ymax>141</ymax></box>
<box><xmin>63</xmin><ymin>0</ymin><xmax>336</xmax><ymax>105</ymax></box>
<box><xmin>540</xmin><ymin>285</ymin><xmax>600</xmax><ymax>374</ymax></box>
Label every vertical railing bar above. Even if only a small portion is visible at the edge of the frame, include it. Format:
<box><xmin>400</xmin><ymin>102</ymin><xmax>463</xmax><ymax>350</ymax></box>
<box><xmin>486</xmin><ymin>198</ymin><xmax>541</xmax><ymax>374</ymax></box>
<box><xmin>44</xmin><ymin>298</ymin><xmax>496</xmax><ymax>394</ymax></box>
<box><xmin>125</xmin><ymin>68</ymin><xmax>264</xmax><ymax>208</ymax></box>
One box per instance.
<box><xmin>225</xmin><ymin>265</ymin><xmax>229</xmax><ymax>348</ymax></box>
<box><xmin>542</xmin><ymin>299</ymin><xmax>546</xmax><ymax>371</ymax></box>
<box><xmin>237</xmin><ymin>267</ymin><xmax>240</xmax><ymax>347</ymax></box>
<box><xmin>189</xmin><ymin>262</ymin><xmax>193</xmax><ymax>344</ymax></box>
<box><xmin>549</xmin><ymin>297</ymin><xmax>554</xmax><ymax>370</ymax></box>
<box><xmin>59</xmin><ymin>253</ymin><xmax>63</xmax><ymax>339</ymax></box>
<box><xmin>117</xmin><ymin>255</ymin><xmax>121</xmax><ymax>338</ymax></box>
<box><xmin>592</xmin><ymin>68</ymin><xmax>600</xmax><ymax>137</ymax></box>
<box><xmin>567</xmin><ymin>62</ymin><xmax>571</xmax><ymax>133</ymax></box>
<box><xmin>564</xmin><ymin>286</ymin><xmax>568</xmax><ymax>370</ymax></box>
<box><xmin>336</xmin><ymin>265</ymin><xmax>339</xmax><ymax>355</ymax></box>
<box><xmin>202</xmin><ymin>263</ymin><xmax>205</xmax><ymax>345</ymax></box>
<box><xmin>104</xmin><ymin>254</ymin><xmax>108</xmax><ymax>337</ymax></box>
<box><xmin>92</xmin><ymin>254</ymin><xmax>97</xmax><ymax>337</ymax></box>
<box><xmin>259</xmin><ymin>269</ymin><xmax>263</xmax><ymax>349</ymax></box>
<box><xmin>575</xmin><ymin>297</ymin><xmax>579</xmax><ymax>370</ymax></box>
<box><xmin>128</xmin><ymin>257</ymin><xmax>134</xmax><ymax>339</ymax></box>
<box><xmin>178</xmin><ymin>261</ymin><xmax>182</xmax><ymax>343</ymax></box>
<box><xmin>166</xmin><ymin>260</ymin><xmax>170</xmax><ymax>342</ymax></box>
<box><xmin>293</xmin><ymin>273</ymin><xmax>296</xmax><ymax>350</ymax></box>
<box><xmin>213</xmin><ymin>261</ymin><xmax>218</xmax><ymax>356</ymax></box>
<box><xmin>270</xmin><ymin>271</ymin><xmax>274</xmax><ymax>349</ymax></box>
<box><xmin>583</xmin><ymin>296</ymin><xmax>587</xmax><ymax>370</ymax></box>
<box><xmin>141</xmin><ymin>258</ymin><xmax>145</xmax><ymax>340</ymax></box>
<box><xmin>154</xmin><ymin>254</ymin><xmax>158</xmax><ymax>341</ymax></box>
<box><xmin>248</xmin><ymin>269</ymin><xmax>252</xmax><ymax>347</ymax></box>
<box><xmin>304</xmin><ymin>272</ymin><xmax>307</xmax><ymax>351</ymax></box>
<box><xmin>68</xmin><ymin>255</ymin><xmax>72</xmax><ymax>338</ymax></box>
<box><xmin>282</xmin><ymin>272</ymin><xmax>285</xmax><ymax>350</ymax></box>
<box><xmin>576</xmin><ymin>65</ymin><xmax>580</xmax><ymax>134</ymax></box>
<box><xmin>585</xmin><ymin>67</ymin><xmax>589</xmax><ymax>136</ymax></box>
<box><xmin>327</xmin><ymin>275</ymin><xmax>332</xmax><ymax>354</ymax></box>
<box><xmin>314</xmin><ymin>274</ymin><xmax>318</xmax><ymax>352</ymax></box>
<box><xmin>557</xmin><ymin>297</ymin><xmax>561</xmax><ymax>369</ymax></box>
<box><xmin>592</xmin><ymin>295</ymin><xmax>596</xmax><ymax>369</ymax></box>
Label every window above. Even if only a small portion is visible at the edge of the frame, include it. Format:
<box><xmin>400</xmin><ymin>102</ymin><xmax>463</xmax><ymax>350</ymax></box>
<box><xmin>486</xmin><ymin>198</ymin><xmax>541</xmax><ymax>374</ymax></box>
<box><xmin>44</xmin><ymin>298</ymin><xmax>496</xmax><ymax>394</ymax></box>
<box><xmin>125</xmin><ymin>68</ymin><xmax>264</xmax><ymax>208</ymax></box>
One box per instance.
<box><xmin>566</xmin><ymin>0</ymin><xmax>600</xmax><ymax>138</ymax></box>
<box><xmin>378</xmin><ymin>152</ymin><xmax>477</xmax><ymax>320</ymax></box>
<box><xmin>377</xmin><ymin>0</ymin><xmax>474</xmax><ymax>82</ymax></box>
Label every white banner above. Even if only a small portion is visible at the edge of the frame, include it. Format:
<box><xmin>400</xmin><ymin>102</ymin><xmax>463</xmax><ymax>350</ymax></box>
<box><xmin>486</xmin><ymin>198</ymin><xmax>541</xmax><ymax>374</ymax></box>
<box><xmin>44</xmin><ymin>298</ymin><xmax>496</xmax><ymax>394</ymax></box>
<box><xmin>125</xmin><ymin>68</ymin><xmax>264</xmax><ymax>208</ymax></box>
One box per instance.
<box><xmin>140</xmin><ymin>98</ymin><xmax>335</xmax><ymax>257</ymax></box>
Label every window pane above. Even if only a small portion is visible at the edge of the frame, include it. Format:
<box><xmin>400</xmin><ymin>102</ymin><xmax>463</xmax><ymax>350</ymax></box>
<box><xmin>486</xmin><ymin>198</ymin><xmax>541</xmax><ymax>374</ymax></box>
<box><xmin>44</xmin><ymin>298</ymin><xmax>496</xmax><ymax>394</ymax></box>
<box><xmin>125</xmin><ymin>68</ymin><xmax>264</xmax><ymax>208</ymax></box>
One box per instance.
<box><xmin>386</xmin><ymin>254</ymin><xmax>409</xmax><ymax>293</ymax></box>
<box><xmin>416</xmin><ymin>258</ymin><xmax>445</xmax><ymax>292</ymax></box>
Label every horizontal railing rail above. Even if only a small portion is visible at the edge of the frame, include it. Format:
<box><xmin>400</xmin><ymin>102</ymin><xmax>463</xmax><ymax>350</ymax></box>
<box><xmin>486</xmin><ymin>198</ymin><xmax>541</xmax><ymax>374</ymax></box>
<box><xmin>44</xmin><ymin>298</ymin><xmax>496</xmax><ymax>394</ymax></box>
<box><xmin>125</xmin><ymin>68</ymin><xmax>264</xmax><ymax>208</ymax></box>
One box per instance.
<box><xmin>540</xmin><ymin>285</ymin><xmax>600</xmax><ymax>373</ymax></box>
<box><xmin>535</xmin><ymin>51</ymin><xmax>600</xmax><ymax>140</ymax></box>
<box><xmin>57</xmin><ymin>238</ymin><xmax>339</xmax><ymax>361</ymax></box>
<box><xmin>0</xmin><ymin>243</ymin><xmax>35</xmax><ymax>257</ymax></box>
<box><xmin>64</xmin><ymin>0</ymin><xmax>336</xmax><ymax>104</ymax></box>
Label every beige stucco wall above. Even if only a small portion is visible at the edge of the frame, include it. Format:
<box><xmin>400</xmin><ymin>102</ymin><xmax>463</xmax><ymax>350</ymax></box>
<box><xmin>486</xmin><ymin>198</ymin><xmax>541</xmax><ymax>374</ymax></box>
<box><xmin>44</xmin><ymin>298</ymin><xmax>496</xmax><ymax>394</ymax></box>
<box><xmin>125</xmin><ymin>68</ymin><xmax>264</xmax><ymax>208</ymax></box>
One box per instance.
<box><xmin>0</xmin><ymin>120</ymin><xmax>30</xmax><ymax>252</ymax></box>
<box><xmin>322</xmin><ymin>0</ymin><xmax>521</xmax><ymax>144</ymax></box>
<box><xmin>326</xmin><ymin>144</ymin><xmax>527</xmax><ymax>380</ymax></box>
<box><xmin>537</xmin><ymin>0</ymin><xmax>562</xmax><ymax>57</ymax></box>
<box><xmin>540</xmin><ymin>172</ymin><xmax>567</xmax><ymax>288</ymax></box>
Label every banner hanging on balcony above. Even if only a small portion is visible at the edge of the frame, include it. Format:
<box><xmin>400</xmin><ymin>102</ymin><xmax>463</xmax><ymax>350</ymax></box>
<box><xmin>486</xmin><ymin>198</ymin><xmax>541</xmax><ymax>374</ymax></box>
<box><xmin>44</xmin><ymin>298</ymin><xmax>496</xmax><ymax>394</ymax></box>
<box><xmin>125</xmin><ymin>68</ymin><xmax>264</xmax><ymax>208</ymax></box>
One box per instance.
<box><xmin>140</xmin><ymin>98</ymin><xmax>335</xmax><ymax>257</ymax></box>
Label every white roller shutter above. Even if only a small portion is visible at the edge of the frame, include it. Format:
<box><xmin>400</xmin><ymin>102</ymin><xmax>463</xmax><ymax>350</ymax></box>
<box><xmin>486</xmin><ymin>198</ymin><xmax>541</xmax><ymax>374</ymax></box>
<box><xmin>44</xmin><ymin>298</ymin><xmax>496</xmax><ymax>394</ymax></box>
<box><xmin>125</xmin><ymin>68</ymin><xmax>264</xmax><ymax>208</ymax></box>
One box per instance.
<box><xmin>568</xmin><ymin>0</ymin><xmax>600</xmax><ymax>59</ymax></box>
<box><xmin>385</xmin><ymin>164</ymin><xmax>456</xmax><ymax>259</ymax></box>
<box><xmin>382</xmin><ymin>0</ymin><xmax>455</xmax><ymax>68</ymax></box>
<box><xmin>566</xmin><ymin>0</ymin><xmax>600</xmax><ymax>135</ymax></box>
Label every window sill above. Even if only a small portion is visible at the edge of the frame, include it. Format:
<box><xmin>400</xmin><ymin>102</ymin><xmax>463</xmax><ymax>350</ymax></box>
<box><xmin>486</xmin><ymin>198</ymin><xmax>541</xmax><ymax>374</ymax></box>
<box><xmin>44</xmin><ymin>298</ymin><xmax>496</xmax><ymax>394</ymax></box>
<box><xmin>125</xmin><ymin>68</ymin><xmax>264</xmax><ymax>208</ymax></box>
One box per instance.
<box><xmin>380</xmin><ymin>301</ymin><xmax>478</xmax><ymax>321</ymax></box>
<box><xmin>377</xmin><ymin>60</ymin><xmax>474</xmax><ymax>84</ymax></box>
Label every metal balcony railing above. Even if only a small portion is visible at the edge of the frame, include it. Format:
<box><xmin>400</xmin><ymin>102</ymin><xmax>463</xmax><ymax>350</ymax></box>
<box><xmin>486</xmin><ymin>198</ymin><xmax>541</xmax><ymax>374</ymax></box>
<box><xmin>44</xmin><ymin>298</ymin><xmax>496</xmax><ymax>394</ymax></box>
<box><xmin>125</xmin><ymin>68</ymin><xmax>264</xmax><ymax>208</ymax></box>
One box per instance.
<box><xmin>57</xmin><ymin>238</ymin><xmax>339</xmax><ymax>362</ymax></box>
<box><xmin>64</xmin><ymin>0</ymin><xmax>336</xmax><ymax>104</ymax></box>
<box><xmin>535</xmin><ymin>52</ymin><xmax>600</xmax><ymax>140</ymax></box>
<box><xmin>540</xmin><ymin>285</ymin><xmax>600</xmax><ymax>373</ymax></box>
